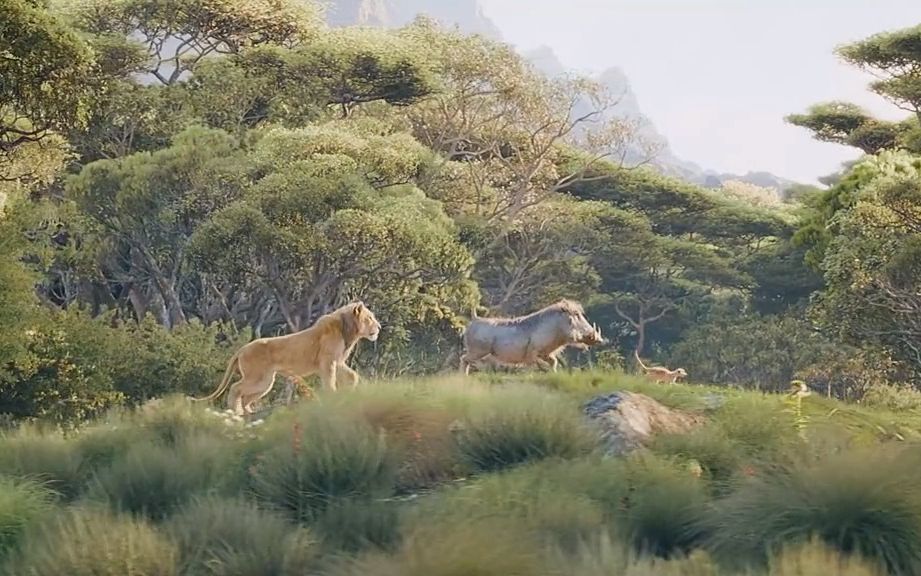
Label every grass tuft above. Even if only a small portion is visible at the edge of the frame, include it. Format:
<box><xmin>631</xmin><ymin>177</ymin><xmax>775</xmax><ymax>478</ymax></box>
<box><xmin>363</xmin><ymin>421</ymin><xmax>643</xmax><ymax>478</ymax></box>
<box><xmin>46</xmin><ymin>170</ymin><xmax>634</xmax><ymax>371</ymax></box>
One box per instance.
<box><xmin>166</xmin><ymin>496</ymin><xmax>317</xmax><ymax>576</ymax></box>
<box><xmin>249</xmin><ymin>413</ymin><xmax>397</xmax><ymax>523</ymax></box>
<box><xmin>5</xmin><ymin>506</ymin><xmax>178</xmax><ymax>575</ymax></box>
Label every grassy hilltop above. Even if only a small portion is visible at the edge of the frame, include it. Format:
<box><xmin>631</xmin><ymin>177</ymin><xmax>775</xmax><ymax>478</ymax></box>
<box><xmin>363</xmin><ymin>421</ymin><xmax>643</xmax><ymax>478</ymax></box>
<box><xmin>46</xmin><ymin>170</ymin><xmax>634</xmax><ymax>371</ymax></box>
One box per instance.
<box><xmin>3</xmin><ymin>372</ymin><xmax>921</xmax><ymax>575</ymax></box>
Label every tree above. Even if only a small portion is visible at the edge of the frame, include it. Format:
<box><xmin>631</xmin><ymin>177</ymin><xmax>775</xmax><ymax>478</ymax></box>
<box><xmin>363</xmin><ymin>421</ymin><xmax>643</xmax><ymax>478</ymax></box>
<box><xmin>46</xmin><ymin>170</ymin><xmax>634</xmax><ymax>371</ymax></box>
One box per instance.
<box><xmin>0</xmin><ymin>197</ymin><xmax>39</xmax><ymax>372</ymax></box>
<box><xmin>472</xmin><ymin>198</ymin><xmax>607</xmax><ymax>314</ymax></box>
<box><xmin>785</xmin><ymin>102</ymin><xmax>913</xmax><ymax>155</ymax></box>
<box><xmin>71</xmin><ymin>0</ymin><xmax>321</xmax><ymax>85</ymax></box>
<box><xmin>814</xmin><ymin>150</ymin><xmax>921</xmax><ymax>376</ymax></box>
<box><xmin>786</xmin><ymin>24</ymin><xmax>921</xmax><ymax>155</ymax></box>
<box><xmin>188</xmin><ymin>123</ymin><xmax>477</xmax><ymax>337</ymax></box>
<box><xmin>0</xmin><ymin>0</ymin><xmax>93</xmax><ymax>168</ymax></box>
<box><xmin>397</xmin><ymin>18</ymin><xmax>651</xmax><ymax>225</ymax></box>
<box><xmin>66</xmin><ymin>126</ymin><xmax>252</xmax><ymax>328</ymax></box>
<box><xmin>838</xmin><ymin>25</ymin><xmax>921</xmax><ymax>119</ymax></box>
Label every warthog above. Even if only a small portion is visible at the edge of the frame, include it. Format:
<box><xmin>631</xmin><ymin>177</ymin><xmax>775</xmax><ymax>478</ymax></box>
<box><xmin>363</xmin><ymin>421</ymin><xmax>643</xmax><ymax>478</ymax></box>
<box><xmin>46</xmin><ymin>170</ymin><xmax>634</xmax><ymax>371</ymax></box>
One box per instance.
<box><xmin>460</xmin><ymin>299</ymin><xmax>606</xmax><ymax>374</ymax></box>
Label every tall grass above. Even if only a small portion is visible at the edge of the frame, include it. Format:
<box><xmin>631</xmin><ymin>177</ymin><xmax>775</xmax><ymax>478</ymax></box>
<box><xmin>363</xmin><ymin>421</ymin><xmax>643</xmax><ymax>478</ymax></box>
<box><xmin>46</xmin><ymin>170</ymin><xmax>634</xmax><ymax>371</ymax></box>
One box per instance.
<box><xmin>330</xmin><ymin>519</ymin><xmax>551</xmax><ymax>576</ymax></box>
<box><xmin>166</xmin><ymin>497</ymin><xmax>316</xmax><ymax>576</ymax></box>
<box><xmin>0</xmin><ymin>478</ymin><xmax>54</xmax><ymax>558</ymax></box>
<box><xmin>0</xmin><ymin>427</ymin><xmax>87</xmax><ymax>500</ymax></box>
<box><xmin>5</xmin><ymin>506</ymin><xmax>178</xmax><ymax>575</ymax></box>
<box><xmin>702</xmin><ymin>444</ymin><xmax>921</xmax><ymax>574</ymax></box>
<box><xmin>314</xmin><ymin>498</ymin><xmax>403</xmax><ymax>553</ymax></box>
<box><xmin>456</xmin><ymin>387</ymin><xmax>598</xmax><ymax>472</ymax></box>
<box><xmin>87</xmin><ymin>434</ymin><xmax>239</xmax><ymax>520</ymax></box>
<box><xmin>249</xmin><ymin>413</ymin><xmax>398</xmax><ymax>523</ymax></box>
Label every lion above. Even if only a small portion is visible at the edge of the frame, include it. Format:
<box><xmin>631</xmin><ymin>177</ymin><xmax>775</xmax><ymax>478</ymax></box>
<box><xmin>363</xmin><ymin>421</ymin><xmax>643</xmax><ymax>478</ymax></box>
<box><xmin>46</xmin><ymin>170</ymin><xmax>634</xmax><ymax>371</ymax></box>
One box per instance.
<box><xmin>196</xmin><ymin>301</ymin><xmax>381</xmax><ymax>416</ymax></box>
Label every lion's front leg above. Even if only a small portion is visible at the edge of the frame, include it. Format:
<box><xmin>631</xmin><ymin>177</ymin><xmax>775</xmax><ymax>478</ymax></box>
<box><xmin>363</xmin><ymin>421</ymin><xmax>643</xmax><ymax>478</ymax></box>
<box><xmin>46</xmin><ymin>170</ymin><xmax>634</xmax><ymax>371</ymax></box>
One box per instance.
<box><xmin>338</xmin><ymin>363</ymin><xmax>360</xmax><ymax>389</ymax></box>
<box><xmin>319</xmin><ymin>360</ymin><xmax>338</xmax><ymax>392</ymax></box>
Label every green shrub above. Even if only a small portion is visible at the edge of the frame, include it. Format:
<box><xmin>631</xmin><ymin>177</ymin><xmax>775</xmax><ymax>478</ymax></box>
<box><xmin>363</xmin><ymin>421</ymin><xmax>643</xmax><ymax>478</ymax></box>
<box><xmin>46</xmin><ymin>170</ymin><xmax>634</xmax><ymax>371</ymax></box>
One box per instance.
<box><xmin>88</xmin><ymin>434</ymin><xmax>238</xmax><ymax>520</ymax></box>
<box><xmin>5</xmin><ymin>506</ymin><xmax>178</xmax><ymax>575</ymax></box>
<box><xmin>457</xmin><ymin>389</ymin><xmax>597</xmax><ymax>472</ymax></box>
<box><xmin>0</xmin><ymin>308</ymin><xmax>122</xmax><ymax>425</ymax></box>
<box><xmin>0</xmin><ymin>478</ymin><xmax>54</xmax><ymax>558</ymax></box>
<box><xmin>166</xmin><ymin>497</ymin><xmax>316</xmax><ymax>576</ymax></box>
<box><xmin>104</xmin><ymin>316</ymin><xmax>245</xmax><ymax>403</ymax></box>
<box><xmin>702</xmin><ymin>444</ymin><xmax>921</xmax><ymax>574</ymax></box>
<box><xmin>560</xmin><ymin>533</ymin><xmax>718</xmax><ymax>576</ymax></box>
<box><xmin>129</xmin><ymin>395</ymin><xmax>231</xmax><ymax>446</ymax></box>
<box><xmin>249</xmin><ymin>414</ymin><xmax>397</xmax><ymax>523</ymax></box>
<box><xmin>0</xmin><ymin>428</ymin><xmax>87</xmax><ymax>500</ymax></box>
<box><xmin>315</xmin><ymin>498</ymin><xmax>403</xmax><ymax>553</ymax></box>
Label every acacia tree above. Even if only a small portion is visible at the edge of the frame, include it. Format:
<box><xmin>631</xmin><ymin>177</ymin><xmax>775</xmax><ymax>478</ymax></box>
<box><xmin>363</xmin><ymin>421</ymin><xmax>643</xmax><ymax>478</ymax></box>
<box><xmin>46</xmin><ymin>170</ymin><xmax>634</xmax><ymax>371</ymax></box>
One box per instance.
<box><xmin>787</xmin><ymin>24</ymin><xmax>921</xmax><ymax>155</ymax></box>
<box><xmin>1</xmin><ymin>0</ymin><xmax>93</xmax><ymax>176</ymax></box>
<box><xmin>396</xmin><ymin>18</ymin><xmax>653</xmax><ymax>225</ymax></box>
<box><xmin>71</xmin><ymin>0</ymin><xmax>321</xmax><ymax>85</ymax></box>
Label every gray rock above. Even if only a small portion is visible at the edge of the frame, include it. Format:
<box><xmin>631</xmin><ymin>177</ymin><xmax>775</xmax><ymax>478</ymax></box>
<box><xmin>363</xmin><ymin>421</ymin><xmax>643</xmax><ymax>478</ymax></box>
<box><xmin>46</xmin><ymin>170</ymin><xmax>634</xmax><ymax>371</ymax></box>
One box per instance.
<box><xmin>582</xmin><ymin>392</ymin><xmax>703</xmax><ymax>456</ymax></box>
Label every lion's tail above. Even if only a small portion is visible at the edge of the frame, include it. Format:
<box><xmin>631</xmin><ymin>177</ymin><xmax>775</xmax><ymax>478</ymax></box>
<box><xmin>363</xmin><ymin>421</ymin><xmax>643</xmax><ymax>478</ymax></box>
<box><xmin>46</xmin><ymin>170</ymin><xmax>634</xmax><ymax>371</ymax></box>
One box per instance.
<box><xmin>633</xmin><ymin>349</ymin><xmax>649</xmax><ymax>372</ymax></box>
<box><xmin>193</xmin><ymin>350</ymin><xmax>241</xmax><ymax>403</ymax></box>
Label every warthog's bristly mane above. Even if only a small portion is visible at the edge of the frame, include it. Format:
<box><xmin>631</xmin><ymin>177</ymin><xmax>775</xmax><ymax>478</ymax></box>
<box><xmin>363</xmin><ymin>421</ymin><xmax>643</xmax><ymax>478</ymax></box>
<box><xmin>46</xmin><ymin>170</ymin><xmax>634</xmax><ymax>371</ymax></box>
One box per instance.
<box><xmin>478</xmin><ymin>299</ymin><xmax>586</xmax><ymax>327</ymax></box>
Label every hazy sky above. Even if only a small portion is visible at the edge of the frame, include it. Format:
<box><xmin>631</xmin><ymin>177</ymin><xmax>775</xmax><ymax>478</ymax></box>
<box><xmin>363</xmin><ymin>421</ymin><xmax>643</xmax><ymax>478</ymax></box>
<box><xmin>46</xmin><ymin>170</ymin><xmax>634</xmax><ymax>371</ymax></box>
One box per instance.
<box><xmin>478</xmin><ymin>0</ymin><xmax>921</xmax><ymax>184</ymax></box>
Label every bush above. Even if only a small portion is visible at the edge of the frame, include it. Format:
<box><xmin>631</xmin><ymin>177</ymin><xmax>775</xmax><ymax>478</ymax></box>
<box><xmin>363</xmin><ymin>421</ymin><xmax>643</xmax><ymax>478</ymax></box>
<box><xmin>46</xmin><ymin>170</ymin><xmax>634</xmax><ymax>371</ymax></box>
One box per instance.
<box><xmin>88</xmin><ymin>434</ymin><xmax>238</xmax><ymax>520</ymax></box>
<box><xmin>0</xmin><ymin>428</ymin><xmax>87</xmax><ymax>500</ymax></box>
<box><xmin>457</xmin><ymin>389</ymin><xmax>597</xmax><ymax>472</ymax></box>
<box><xmin>249</xmin><ymin>413</ymin><xmax>397</xmax><ymax>523</ymax></box>
<box><xmin>104</xmin><ymin>316</ymin><xmax>245</xmax><ymax>403</ymax></box>
<box><xmin>166</xmin><ymin>497</ymin><xmax>316</xmax><ymax>576</ymax></box>
<box><xmin>702</xmin><ymin>445</ymin><xmax>921</xmax><ymax>574</ymax></box>
<box><xmin>0</xmin><ymin>478</ymin><xmax>54</xmax><ymax>558</ymax></box>
<box><xmin>5</xmin><ymin>506</ymin><xmax>178</xmax><ymax>575</ymax></box>
<box><xmin>0</xmin><ymin>308</ymin><xmax>122</xmax><ymax>424</ymax></box>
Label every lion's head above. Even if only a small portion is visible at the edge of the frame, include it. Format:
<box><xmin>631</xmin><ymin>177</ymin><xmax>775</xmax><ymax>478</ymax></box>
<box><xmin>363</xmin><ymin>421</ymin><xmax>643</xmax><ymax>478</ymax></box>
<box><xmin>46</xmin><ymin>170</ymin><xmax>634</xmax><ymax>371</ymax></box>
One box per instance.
<box><xmin>352</xmin><ymin>301</ymin><xmax>381</xmax><ymax>342</ymax></box>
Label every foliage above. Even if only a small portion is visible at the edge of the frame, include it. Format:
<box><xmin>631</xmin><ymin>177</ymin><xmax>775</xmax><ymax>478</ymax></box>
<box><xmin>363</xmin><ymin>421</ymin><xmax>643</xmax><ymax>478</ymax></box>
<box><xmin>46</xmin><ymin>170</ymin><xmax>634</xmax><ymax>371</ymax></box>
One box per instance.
<box><xmin>166</xmin><ymin>497</ymin><xmax>317</xmax><ymax>575</ymax></box>
<box><xmin>5</xmin><ymin>506</ymin><xmax>179</xmax><ymax>576</ymax></box>
<box><xmin>0</xmin><ymin>0</ymin><xmax>93</xmax><ymax>156</ymax></box>
<box><xmin>248</xmin><ymin>412</ymin><xmax>398</xmax><ymax>522</ymax></box>
<box><xmin>456</xmin><ymin>388</ymin><xmax>598</xmax><ymax>473</ymax></box>
<box><xmin>0</xmin><ymin>478</ymin><xmax>54</xmax><ymax>558</ymax></box>
<box><xmin>0</xmin><ymin>427</ymin><xmax>88</xmax><ymax>500</ymax></box>
<box><xmin>88</xmin><ymin>434</ymin><xmax>239</xmax><ymax>520</ymax></box>
<box><xmin>702</xmin><ymin>445</ymin><xmax>921</xmax><ymax>574</ymax></box>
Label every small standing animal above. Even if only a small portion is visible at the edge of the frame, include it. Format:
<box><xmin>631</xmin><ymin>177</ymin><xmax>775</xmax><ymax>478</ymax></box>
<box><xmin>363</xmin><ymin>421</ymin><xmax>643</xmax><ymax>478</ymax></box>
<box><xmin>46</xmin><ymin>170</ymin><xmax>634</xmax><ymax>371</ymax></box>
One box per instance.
<box><xmin>460</xmin><ymin>299</ymin><xmax>606</xmax><ymax>374</ymax></box>
<box><xmin>634</xmin><ymin>350</ymin><xmax>688</xmax><ymax>384</ymax></box>
<box><xmin>195</xmin><ymin>301</ymin><xmax>381</xmax><ymax>416</ymax></box>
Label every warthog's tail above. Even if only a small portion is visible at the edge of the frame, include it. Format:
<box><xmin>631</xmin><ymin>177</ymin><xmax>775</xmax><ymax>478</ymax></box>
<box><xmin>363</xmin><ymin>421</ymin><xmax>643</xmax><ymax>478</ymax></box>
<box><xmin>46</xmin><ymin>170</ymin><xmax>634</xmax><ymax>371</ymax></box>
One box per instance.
<box><xmin>633</xmin><ymin>349</ymin><xmax>650</xmax><ymax>372</ymax></box>
<box><xmin>194</xmin><ymin>350</ymin><xmax>241</xmax><ymax>403</ymax></box>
